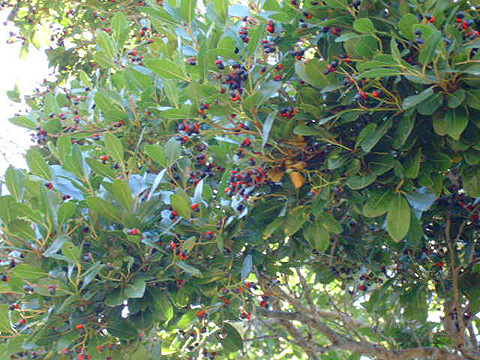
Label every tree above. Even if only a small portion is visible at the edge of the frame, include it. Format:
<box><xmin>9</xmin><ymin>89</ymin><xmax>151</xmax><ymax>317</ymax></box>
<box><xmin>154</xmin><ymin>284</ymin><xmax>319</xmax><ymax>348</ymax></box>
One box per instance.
<box><xmin>0</xmin><ymin>0</ymin><xmax>479</xmax><ymax>358</ymax></box>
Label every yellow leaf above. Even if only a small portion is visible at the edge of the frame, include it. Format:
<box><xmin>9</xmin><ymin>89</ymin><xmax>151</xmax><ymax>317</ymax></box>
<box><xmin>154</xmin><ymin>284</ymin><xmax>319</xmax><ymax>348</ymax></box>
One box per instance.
<box><xmin>289</xmin><ymin>171</ymin><xmax>305</xmax><ymax>189</ymax></box>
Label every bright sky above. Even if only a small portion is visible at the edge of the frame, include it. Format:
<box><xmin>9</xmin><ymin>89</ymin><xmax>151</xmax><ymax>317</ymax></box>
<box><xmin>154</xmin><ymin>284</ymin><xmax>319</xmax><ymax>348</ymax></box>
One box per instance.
<box><xmin>0</xmin><ymin>10</ymin><xmax>50</xmax><ymax>181</ymax></box>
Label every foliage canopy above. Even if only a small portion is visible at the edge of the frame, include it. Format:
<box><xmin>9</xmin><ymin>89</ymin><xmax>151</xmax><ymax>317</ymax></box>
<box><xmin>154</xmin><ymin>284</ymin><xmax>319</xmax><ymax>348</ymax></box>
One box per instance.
<box><xmin>1</xmin><ymin>0</ymin><xmax>480</xmax><ymax>359</ymax></box>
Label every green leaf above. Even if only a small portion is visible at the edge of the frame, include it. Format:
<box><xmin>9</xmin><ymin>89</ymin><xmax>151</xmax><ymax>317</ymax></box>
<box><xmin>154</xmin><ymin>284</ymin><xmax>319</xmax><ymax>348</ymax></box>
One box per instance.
<box><xmin>403</xmin><ymin>150</ymin><xmax>422</xmax><ymax>178</ymax></box>
<box><xmin>367</xmin><ymin>154</ymin><xmax>395</xmax><ymax>175</ymax></box>
<box><xmin>57</xmin><ymin>136</ymin><xmax>72</xmax><ymax>164</ymax></box>
<box><xmin>111</xmin><ymin>12</ymin><xmax>129</xmax><ymax>48</ymax></box>
<box><xmin>148</xmin><ymin>288</ymin><xmax>174</xmax><ymax>322</ymax></box>
<box><xmin>284</xmin><ymin>206</ymin><xmax>308</xmax><ymax>236</ymax></box>
<box><xmin>417</xmin><ymin>92</ymin><xmax>443</xmax><ymax>116</ymax></box>
<box><xmin>0</xmin><ymin>304</ymin><xmax>13</xmax><ymax>334</ymax></box>
<box><xmin>241</xmin><ymin>254</ymin><xmax>253</xmax><ymax>279</ymax></box>
<box><xmin>363</xmin><ymin>189</ymin><xmax>395</xmax><ymax>217</ymax></box>
<box><xmin>180</xmin><ymin>0</ymin><xmax>196</xmax><ymax>24</ymax></box>
<box><xmin>112</xmin><ymin>179</ymin><xmax>134</xmax><ymax>211</ymax></box>
<box><xmin>11</xmin><ymin>203</ymin><xmax>43</xmax><ymax>224</ymax></box>
<box><xmin>360</xmin><ymin>68</ymin><xmax>403</xmax><ymax>78</ymax></box>
<box><xmin>262</xmin><ymin>110</ymin><xmax>278</xmax><ymax>147</ymax></box>
<box><xmin>303</xmin><ymin>222</ymin><xmax>329</xmax><ymax>252</ymax></box>
<box><xmin>214</xmin><ymin>0</ymin><xmax>228</xmax><ymax>21</ymax></box>
<box><xmin>44</xmin><ymin>234</ymin><xmax>70</xmax><ymax>257</ymax></box>
<box><xmin>26</xmin><ymin>149</ymin><xmax>52</xmax><ymax>180</ymax></box>
<box><xmin>353</xmin><ymin>18</ymin><xmax>375</xmax><ymax>34</ymax></box>
<box><xmin>444</xmin><ymin>107</ymin><xmax>468</xmax><ymax>140</ymax></box>
<box><xmin>145</xmin><ymin>59</ymin><xmax>190</xmax><ymax>81</ymax></box>
<box><xmin>58</xmin><ymin>202</ymin><xmax>76</xmax><ymax>226</ymax></box>
<box><xmin>177</xmin><ymin>261</ymin><xmax>203</xmax><ymax>277</ymax></box>
<box><xmin>86</xmin><ymin>197</ymin><xmax>125</xmax><ymax>224</ymax></box>
<box><xmin>9</xmin><ymin>115</ymin><xmax>37</xmax><ymax>130</ymax></box>
<box><xmin>145</xmin><ymin>145</ymin><xmax>166</xmax><ymax>166</ymax></box>
<box><xmin>419</xmin><ymin>30</ymin><xmax>442</xmax><ymax>67</ymax></box>
<box><xmin>125</xmin><ymin>278</ymin><xmax>147</xmax><ymax>298</ymax></box>
<box><xmin>69</xmin><ymin>144</ymin><xmax>85</xmax><ymax>178</ymax></box>
<box><xmin>402</xmin><ymin>87</ymin><xmax>434</xmax><ymax>110</ymax></box>
<box><xmin>171</xmin><ymin>192</ymin><xmax>192</xmax><ymax>219</ymax></box>
<box><xmin>461</xmin><ymin>166</ymin><xmax>480</xmax><ymax>197</ymax></box>
<box><xmin>105</xmin><ymin>133</ymin><xmax>124</xmax><ymax>163</ymax></box>
<box><xmin>294</xmin><ymin>60</ymin><xmax>330</xmax><ymax>88</ymax></box>
<box><xmin>107</xmin><ymin>320</ymin><xmax>139</xmax><ymax>340</ymax></box>
<box><xmin>359</xmin><ymin>119</ymin><xmax>392</xmax><ymax>153</ymax></box>
<box><xmin>221</xmin><ymin>323</ymin><xmax>244</xmax><ymax>354</ymax></box>
<box><xmin>319</xmin><ymin>212</ymin><xmax>343</xmax><ymax>234</ymax></box>
<box><xmin>293</xmin><ymin>125</ymin><xmax>333</xmax><ymax>138</ymax></box>
<box><xmin>354</xmin><ymin>35</ymin><xmax>378</xmax><ymax>59</ymax></box>
<box><xmin>347</xmin><ymin>173</ymin><xmax>376</xmax><ymax>190</ymax></box>
<box><xmin>386</xmin><ymin>194</ymin><xmax>411</xmax><ymax>242</ymax></box>
<box><xmin>62</xmin><ymin>241</ymin><xmax>81</xmax><ymax>263</ymax></box>
<box><xmin>85</xmin><ymin>158</ymin><xmax>116</xmax><ymax>180</ymax></box>
<box><xmin>105</xmin><ymin>288</ymin><xmax>126</xmax><ymax>307</ymax></box>
<box><xmin>12</xmin><ymin>264</ymin><xmax>46</xmax><ymax>280</ymax></box>
<box><xmin>5</xmin><ymin>166</ymin><xmax>23</xmax><ymax>201</ymax></box>
<box><xmin>392</xmin><ymin>115</ymin><xmax>415</xmax><ymax>149</ymax></box>
<box><xmin>174</xmin><ymin>310</ymin><xmax>197</xmax><ymax>330</ymax></box>
<box><xmin>398</xmin><ymin>13</ymin><xmax>418</xmax><ymax>40</ymax></box>
<box><xmin>324</xmin><ymin>0</ymin><xmax>347</xmax><ymax>8</ymax></box>
<box><xmin>164</xmin><ymin>138</ymin><xmax>182</xmax><ymax>166</ymax></box>
<box><xmin>8</xmin><ymin>219</ymin><xmax>37</xmax><ymax>242</ymax></box>
<box><xmin>447</xmin><ymin>89</ymin><xmax>465</xmax><ymax>109</ymax></box>
<box><xmin>95</xmin><ymin>29</ymin><xmax>116</xmax><ymax>60</ymax></box>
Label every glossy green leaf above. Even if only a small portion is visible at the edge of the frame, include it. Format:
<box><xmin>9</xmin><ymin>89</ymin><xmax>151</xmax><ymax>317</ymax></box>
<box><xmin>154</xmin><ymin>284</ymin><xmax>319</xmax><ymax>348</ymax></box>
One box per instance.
<box><xmin>353</xmin><ymin>18</ymin><xmax>375</xmax><ymax>34</ymax></box>
<box><xmin>171</xmin><ymin>192</ymin><xmax>192</xmax><ymax>219</ymax></box>
<box><xmin>145</xmin><ymin>144</ymin><xmax>166</xmax><ymax>166</ymax></box>
<box><xmin>145</xmin><ymin>59</ymin><xmax>190</xmax><ymax>81</ymax></box>
<box><xmin>5</xmin><ymin>166</ymin><xmax>23</xmax><ymax>201</ymax></box>
<box><xmin>303</xmin><ymin>222</ymin><xmax>329</xmax><ymax>252</ymax></box>
<box><xmin>12</xmin><ymin>264</ymin><xmax>46</xmax><ymax>280</ymax></box>
<box><xmin>8</xmin><ymin>219</ymin><xmax>37</xmax><ymax>242</ymax></box>
<box><xmin>363</xmin><ymin>190</ymin><xmax>395</xmax><ymax>217</ymax></box>
<box><xmin>62</xmin><ymin>241</ymin><xmax>81</xmax><ymax>263</ymax></box>
<box><xmin>386</xmin><ymin>194</ymin><xmax>410</xmax><ymax>242</ymax></box>
<box><xmin>447</xmin><ymin>89</ymin><xmax>466</xmax><ymax>108</ymax></box>
<box><xmin>105</xmin><ymin>133</ymin><xmax>124</xmax><ymax>163</ymax></box>
<box><xmin>125</xmin><ymin>278</ymin><xmax>147</xmax><ymax>298</ymax></box>
<box><xmin>85</xmin><ymin>158</ymin><xmax>116</xmax><ymax>179</ymax></box>
<box><xmin>284</xmin><ymin>206</ymin><xmax>308</xmax><ymax>236</ymax></box>
<box><xmin>107</xmin><ymin>320</ymin><xmax>138</xmax><ymax>340</ymax></box>
<box><xmin>444</xmin><ymin>107</ymin><xmax>468</xmax><ymax>140</ymax></box>
<box><xmin>402</xmin><ymin>87</ymin><xmax>434</xmax><ymax>110</ymax></box>
<box><xmin>0</xmin><ymin>305</ymin><xmax>13</xmax><ymax>334</ymax></box>
<box><xmin>419</xmin><ymin>30</ymin><xmax>442</xmax><ymax>67</ymax></box>
<box><xmin>86</xmin><ymin>197</ymin><xmax>125</xmax><ymax>224</ymax></box>
<box><xmin>57</xmin><ymin>202</ymin><xmax>76</xmax><ymax>226</ymax></box>
<box><xmin>164</xmin><ymin>138</ymin><xmax>182</xmax><ymax>166</ymax></box>
<box><xmin>347</xmin><ymin>173</ymin><xmax>376</xmax><ymax>190</ymax></box>
<box><xmin>177</xmin><ymin>261</ymin><xmax>203</xmax><ymax>277</ymax></box>
<box><xmin>95</xmin><ymin>29</ymin><xmax>116</xmax><ymax>60</ymax></box>
<box><xmin>461</xmin><ymin>166</ymin><xmax>480</xmax><ymax>197</ymax></box>
<box><xmin>403</xmin><ymin>150</ymin><xmax>422</xmax><ymax>178</ymax></box>
<box><xmin>180</xmin><ymin>0</ymin><xmax>196</xmax><ymax>24</ymax></box>
<box><xmin>26</xmin><ymin>149</ymin><xmax>52</xmax><ymax>180</ymax></box>
<box><xmin>112</xmin><ymin>179</ymin><xmax>134</xmax><ymax>211</ymax></box>
<box><xmin>44</xmin><ymin>234</ymin><xmax>70</xmax><ymax>257</ymax></box>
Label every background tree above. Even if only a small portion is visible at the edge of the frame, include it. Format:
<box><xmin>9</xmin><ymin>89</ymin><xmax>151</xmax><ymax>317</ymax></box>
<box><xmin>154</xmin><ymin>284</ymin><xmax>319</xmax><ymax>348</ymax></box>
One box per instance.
<box><xmin>0</xmin><ymin>0</ymin><xmax>479</xmax><ymax>359</ymax></box>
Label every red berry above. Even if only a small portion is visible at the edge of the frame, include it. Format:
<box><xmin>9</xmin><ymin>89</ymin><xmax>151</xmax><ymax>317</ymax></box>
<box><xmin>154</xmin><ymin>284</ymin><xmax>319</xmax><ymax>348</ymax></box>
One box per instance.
<box><xmin>197</xmin><ymin>309</ymin><xmax>207</xmax><ymax>318</ymax></box>
<box><xmin>20</xmin><ymin>318</ymin><xmax>26</xmax><ymax>325</ymax></box>
<box><xmin>130</xmin><ymin>228</ymin><xmax>140</xmax><ymax>235</ymax></box>
<box><xmin>100</xmin><ymin>155</ymin><xmax>108</xmax><ymax>162</ymax></box>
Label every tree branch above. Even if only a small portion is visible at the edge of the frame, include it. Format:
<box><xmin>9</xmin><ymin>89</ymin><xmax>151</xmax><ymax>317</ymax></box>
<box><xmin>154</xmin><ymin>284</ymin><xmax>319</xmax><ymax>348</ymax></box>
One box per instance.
<box><xmin>256</xmin><ymin>307</ymin><xmax>466</xmax><ymax>360</ymax></box>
